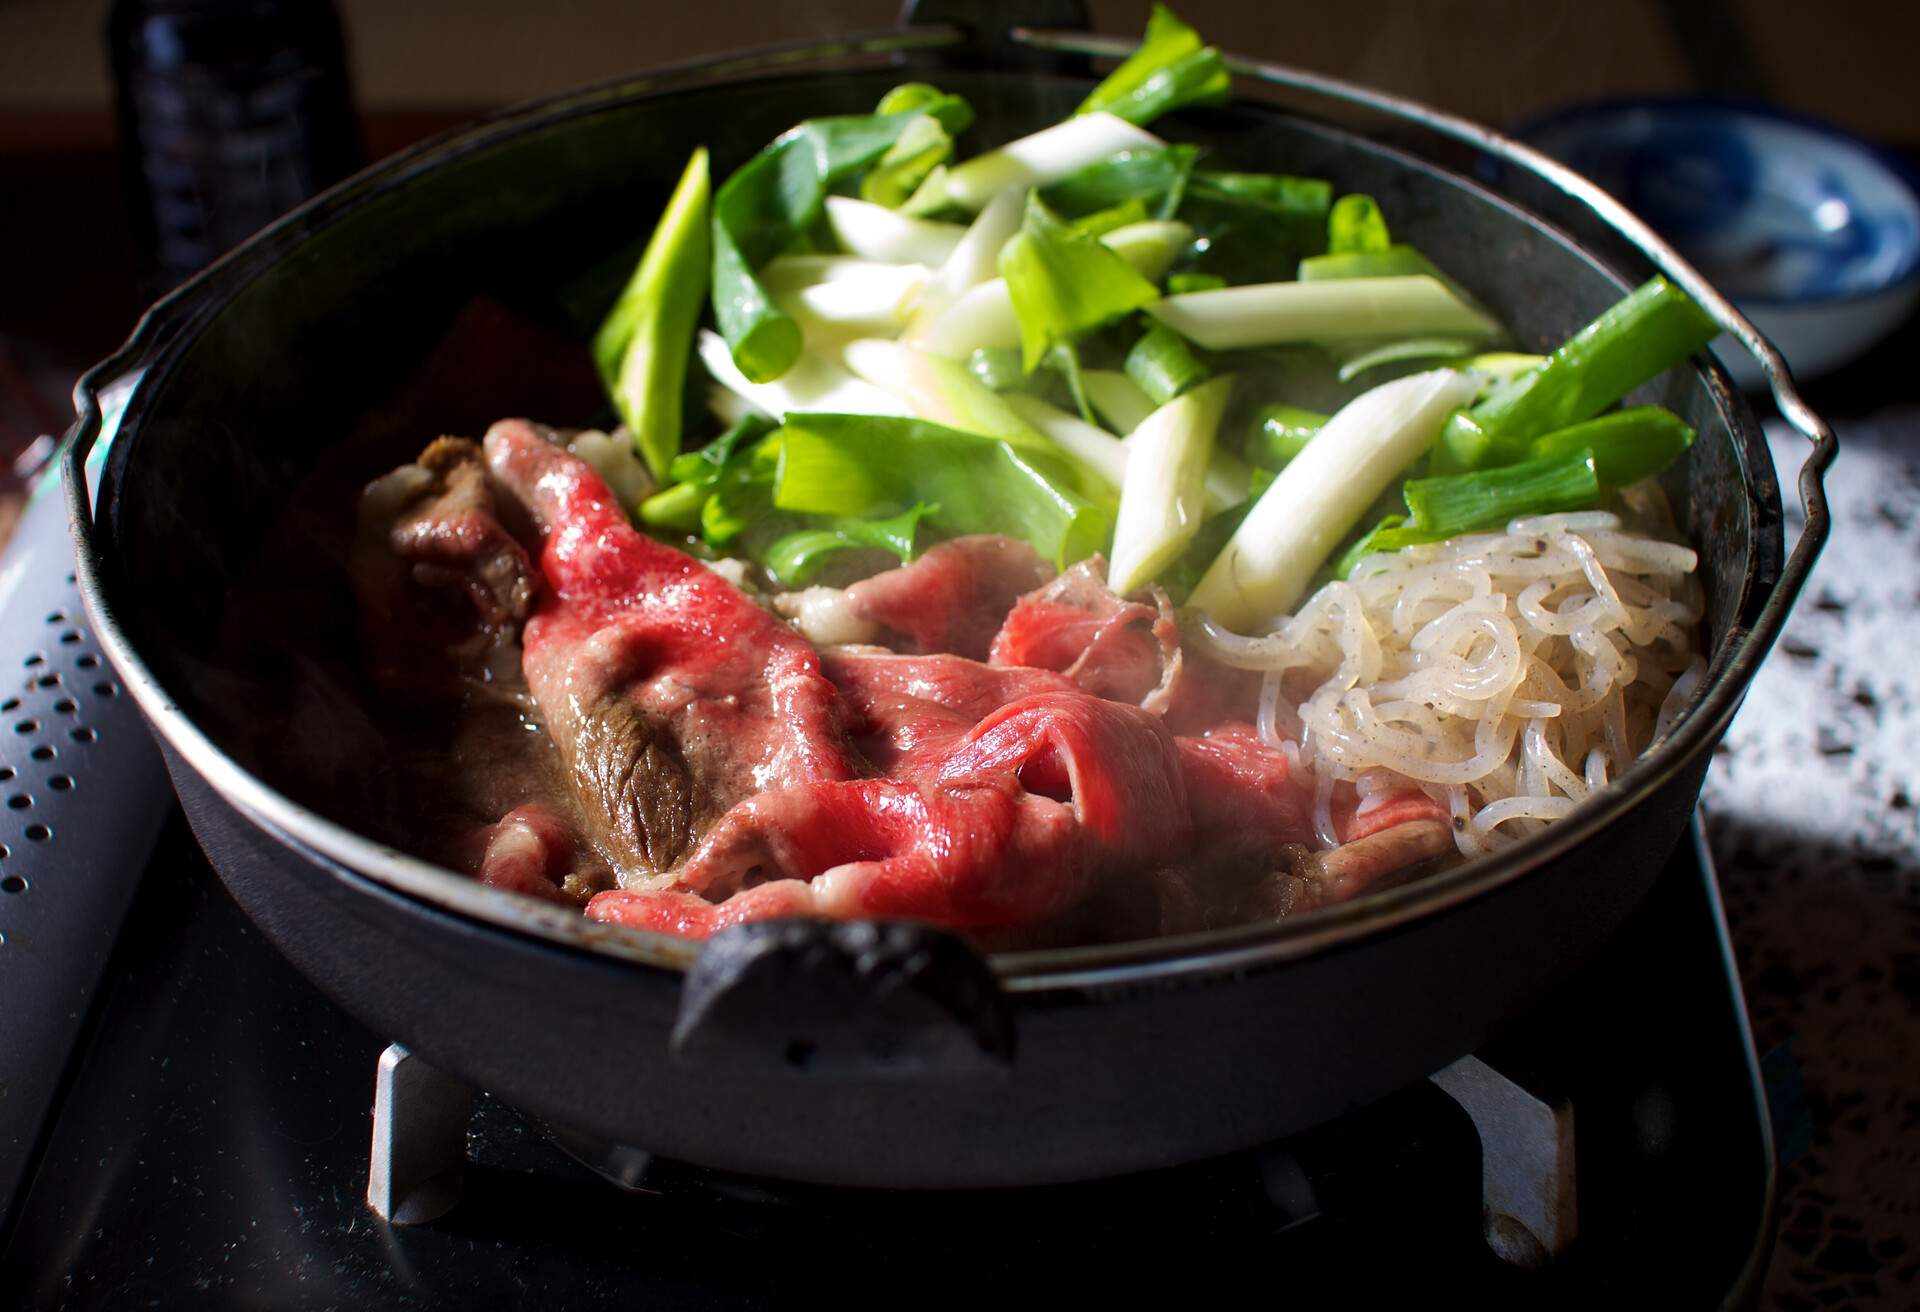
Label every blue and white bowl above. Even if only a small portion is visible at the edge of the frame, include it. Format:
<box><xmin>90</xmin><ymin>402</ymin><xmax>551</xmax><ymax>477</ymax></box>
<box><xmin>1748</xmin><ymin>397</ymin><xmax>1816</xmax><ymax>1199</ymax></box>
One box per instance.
<box><xmin>1518</xmin><ymin>98</ymin><xmax>1920</xmax><ymax>388</ymax></box>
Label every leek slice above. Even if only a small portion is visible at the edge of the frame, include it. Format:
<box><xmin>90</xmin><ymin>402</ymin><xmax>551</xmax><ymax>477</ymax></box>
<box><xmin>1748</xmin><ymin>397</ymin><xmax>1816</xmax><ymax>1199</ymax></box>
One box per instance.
<box><xmin>1004</xmin><ymin>394</ymin><xmax>1130</xmax><ymax>493</ymax></box>
<box><xmin>940</xmin><ymin>112</ymin><xmax>1165</xmax><ymax>212</ymax></box>
<box><xmin>1000</xmin><ymin>193</ymin><xmax>1161</xmax><ymax>371</ymax></box>
<box><xmin>1190</xmin><ymin>369</ymin><xmax>1481</xmax><ymax>630</ymax></box>
<box><xmin>823</xmin><ymin>196</ymin><xmax>966</xmax><ymax>266</ymax></box>
<box><xmin>1124</xmin><ymin>323</ymin><xmax>1210</xmax><ymax>404</ymax></box>
<box><xmin>1076</xmin><ymin>4</ymin><xmax>1229</xmax><ymax>127</ymax></box>
<box><xmin>1433</xmin><ymin>276</ymin><xmax>1718</xmax><ymax>471</ymax></box>
<box><xmin>910</xmin><ymin>221</ymin><xmax>1192</xmax><ymax>359</ymax></box>
<box><xmin>592</xmin><ymin>146</ymin><xmax>711</xmax><ymax>480</ymax></box>
<box><xmin>1149</xmin><ymin>277</ymin><xmax>1502</xmax><ymax>351</ymax></box>
<box><xmin>1526</xmin><ymin>406</ymin><xmax>1695</xmax><ymax>487</ymax></box>
<box><xmin>1082</xmin><ymin>369</ymin><xmax>1157</xmax><ymax>434</ymax></box>
<box><xmin>698</xmin><ymin>329</ymin><xmax>906</xmax><ymax>422</ymax></box>
<box><xmin>774</xmin><ymin>413</ymin><xmax>1112</xmax><ymax>567</ymax></box>
<box><xmin>840</xmin><ymin>338</ymin><xmax>1072</xmax><ymax>470</ymax></box>
<box><xmin>1008</xmin><ymin>392</ymin><xmax>1251</xmax><ymax>517</ymax></box>
<box><xmin>1109</xmin><ymin>375</ymin><xmax>1233</xmax><ymax>594</ymax></box>
<box><xmin>710</xmin><ymin>88</ymin><xmax>972</xmax><ymax>382</ymax></box>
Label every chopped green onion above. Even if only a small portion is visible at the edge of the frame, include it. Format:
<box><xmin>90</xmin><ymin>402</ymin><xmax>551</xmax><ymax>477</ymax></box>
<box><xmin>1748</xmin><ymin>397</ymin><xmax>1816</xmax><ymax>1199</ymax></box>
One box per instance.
<box><xmin>1456</xmin><ymin>351</ymin><xmax>1547</xmax><ymax>382</ymax></box>
<box><xmin>710</xmin><ymin>89</ymin><xmax>973</xmax><ymax>382</ymax></box>
<box><xmin>774</xmin><ymin>413</ymin><xmax>1112</xmax><ymax>567</ymax></box>
<box><xmin>1403</xmin><ymin>447</ymin><xmax>1600</xmax><ymax>536</ymax></box>
<box><xmin>761</xmin><ymin>256</ymin><xmax>929</xmax><ymax>342</ymax></box>
<box><xmin>1167</xmin><ymin>272</ymin><xmax>1225</xmax><ymax>294</ymax></box>
<box><xmin>1334</xmin><ymin>447</ymin><xmax>1607</xmax><ymax>578</ymax></box>
<box><xmin>1246</xmin><ymin>404</ymin><xmax>1328</xmax><ymax>470</ymax></box>
<box><xmin>1071</xmin><ymin>198</ymin><xmax>1152</xmax><ymax>238</ymax></box>
<box><xmin>910</xmin><ymin>220</ymin><xmax>1192</xmax><ymax>358</ymax></box>
<box><xmin>1160</xmin><ymin>497</ymin><xmax>1256</xmax><ymax>602</ymax></box>
<box><xmin>666</xmin><ymin>412</ymin><xmax>776</xmax><ymax>490</ymax></box>
<box><xmin>1075</xmin><ymin>4</ymin><xmax>1230</xmax><ymax>128</ymax></box>
<box><xmin>999</xmin><ymin>193</ymin><xmax>1161</xmax><ymax>371</ymax></box>
<box><xmin>1124</xmin><ymin>322</ymin><xmax>1210</xmax><ymax>405</ymax></box>
<box><xmin>1044</xmin><ymin>341</ymin><xmax>1096</xmax><ymax>424</ymax></box>
<box><xmin>700</xmin><ymin>430</ymin><xmax>785</xmax><ymax>546</ymax></box>
<box><xmin>967</xmin><ymin>346</ymin><xmax>1026</xmax><ymax>392</ymax></box>
<box><xmin>1096</xmin><ymin>219</ymin><xmax>1194</xmax><ymax>282</ymax></box>
<box><xmin>1526</xmin><ymin>406</ymin><xmax>1695</xmax><ymax>487</ymax></box>
<box><xmin>1434</xmin><ymin>276</ymin><xmax>1719</xmax><ymax>471</ymax></box>
<box><xmin>1328</xmin><ymin>193</ymin><xmax>1390</xmax><ymax>253</ymax></box>
<box><xmin>1190</xmin><ymin>369</ymin><xmax>1480</xmax><ymax>630</ymax></box>
<box><xmin>840</xmin><ymin>338</ymin><xmax>1094</xmax><ymax>480</ymax></box>
<box><xmin>1179</xmin><ymin>170</ymin><xmax>1332</xmax><ymax>282</ymax></box>
<box><xmin>763</xmin><ymin>503</ymin><xmax>937</xmax><ymax>587</ymax></box>
<box><xmin>859</xmin><ymin>86</ymin><xmax>958</xmax><ymax>208</ymax></box>
<box><xmin>638</xmin><ymin>479</ymin><xmax>711</xmax><ymax>532</ymax></box>
<box><xmin>592</xmin><ymin>147</ymin><xmax>711</xmax><ymax>479</ymax></box>
<box><xmin>1040</xmin><ymin>145</ymin><xmax>1199</xmax><ymax>222</ymax></box>
<box><xmin>1298</xmin><ymin>244</ymin><xmax>1463</xmax><ymax>286</ymax></box>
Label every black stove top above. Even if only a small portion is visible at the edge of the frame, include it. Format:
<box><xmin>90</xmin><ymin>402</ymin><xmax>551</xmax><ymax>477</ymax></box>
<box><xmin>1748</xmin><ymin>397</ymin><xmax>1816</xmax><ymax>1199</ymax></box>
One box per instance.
<box><xmin>1</xmin><ymin>813</ymin><xmax>1772</xmax><ymax>1309</ymax></box>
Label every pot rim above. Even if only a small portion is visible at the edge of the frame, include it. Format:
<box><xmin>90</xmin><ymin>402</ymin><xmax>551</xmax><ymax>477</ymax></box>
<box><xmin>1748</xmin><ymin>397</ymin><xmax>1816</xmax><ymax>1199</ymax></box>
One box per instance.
<box><xmin>63</xmin><ymin>22</ymin><xmax>1833</xmax><ymax>997</ymax></box>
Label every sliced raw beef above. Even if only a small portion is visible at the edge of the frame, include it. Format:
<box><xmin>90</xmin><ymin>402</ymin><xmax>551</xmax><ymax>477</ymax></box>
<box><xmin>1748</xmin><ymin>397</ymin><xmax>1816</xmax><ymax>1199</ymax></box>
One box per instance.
<box><xmin>821</xmin><ymin>647</ymin><xmax>1077</xmax><ymax>775</ymax></box>
<box><xmin>588</xmin><ymin>689</ymin><xmax>1188</xmax><ymax>936</ymax></box>
<box><xmin>842</xmin><ymin>535</ymin><xmax>1053</xmax><ymax>659</ymax></box>
<box><xmin>484</xmin><ymin>419</ymin><xmax>855</xmax><ymax>878</ymax></box>
<box><xmin>989</xmin><ymin>558</ymin><xmax>1260</xmax><ymax>729</ymax></box>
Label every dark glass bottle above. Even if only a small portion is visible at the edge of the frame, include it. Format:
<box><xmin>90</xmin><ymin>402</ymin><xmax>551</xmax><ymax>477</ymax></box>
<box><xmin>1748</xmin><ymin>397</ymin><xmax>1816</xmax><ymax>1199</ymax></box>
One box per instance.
<box><xmin>108</xmin><ymin>0</ymin><xmax>362</xmax><ymax>295</ymax></box>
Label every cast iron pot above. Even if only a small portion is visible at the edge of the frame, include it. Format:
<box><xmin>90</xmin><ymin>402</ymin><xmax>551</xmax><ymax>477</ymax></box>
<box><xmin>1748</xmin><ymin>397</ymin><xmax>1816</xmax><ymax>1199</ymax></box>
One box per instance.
<box><xmin>65</xmin><ymin>11</ymin><xmax>1833</xmax><ymax>1187</ymax></box>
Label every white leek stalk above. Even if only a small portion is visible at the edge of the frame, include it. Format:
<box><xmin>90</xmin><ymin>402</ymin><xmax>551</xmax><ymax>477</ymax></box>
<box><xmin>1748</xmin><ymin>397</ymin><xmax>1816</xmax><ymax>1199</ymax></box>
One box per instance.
<box><xmin>699</xmin><ymin>330</ymin><xmax>907</xmax><ymax>421</ymax></box>
<box><xmin>1010</xmin><ymin>393</ymin><xmax>1255</xmax><ymax>516</ymax></box>
<box><xmin>907</xmin><ymin>188</ymin><xmax>1024</xmax><ymax>338</ymax></box>
<box><xmin>823</xmin><ymin>195</ymin><xmax>966</xmax><ymax>266</ymax></box>
<box><xmin>841</xmin><ymin>338</ymin><xmax>1053</xmax><ymax>457</ymax></box>
<box><xmin>1202</xmin><ymin>448</ymin><xmax>1256</xmax><ymax>512</ymax></box>
<box><xmin>1190</xmin><ymin>369</ymin><xmax>1481</xmax><ymax>630</ymax></box>
<box><xmin>1003</xmin><ymin>394</ymin><xmax>1129</xmax><ymax>492</ymax></box>
<box><xmin>1082</xmin><ymin>369</ymin><xmax>1155</xmax><ymax>434</ymax></box>
<box><xmin>910</xmin><ymin>279</ymin><xmax>1021</xmax><ymax>357</ymax></box>
<box><xmin>910</xmin><ymin>221</ymin><xmax>1196</xmax><ymax>359</ymax></box>
<box><xmin>1148</xmin><ymin>276</ymin><xmax>1502</xmax><ymax>350</ymax></box>
<box><xmin>762</xmin><ymin>256</ymin><xmax>929</xmax><ymax>338</ymax></box>
<box><xmin>940</xmin><ymin>112</ymin><xmax>1165</xmax><ymax>211</ymax></box>
<box><xmin>1108</xmin><ymin>376</ymin><xmax>1234</xmax><ymax>595</ymax></box>
<box><xmin>1096</xmin><ymin>220</ymin><xmax>1192</xmax><ymax>283</ymax></box>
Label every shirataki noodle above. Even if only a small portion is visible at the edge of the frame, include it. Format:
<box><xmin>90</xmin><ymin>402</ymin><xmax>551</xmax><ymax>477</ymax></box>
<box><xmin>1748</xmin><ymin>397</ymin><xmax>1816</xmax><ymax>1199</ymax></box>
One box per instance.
<box><xmin>1192</xmin><ymin>509</ymin><xmax>1706</xmax><ymax>856</ymax></box>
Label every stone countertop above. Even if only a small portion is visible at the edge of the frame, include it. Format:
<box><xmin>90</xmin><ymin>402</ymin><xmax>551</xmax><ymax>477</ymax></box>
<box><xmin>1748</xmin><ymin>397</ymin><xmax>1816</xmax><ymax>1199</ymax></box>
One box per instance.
<box><xmin>1707</xmin><ymin>408</ymin><xmax>1920</xmax><ymax>1310</ymax></box>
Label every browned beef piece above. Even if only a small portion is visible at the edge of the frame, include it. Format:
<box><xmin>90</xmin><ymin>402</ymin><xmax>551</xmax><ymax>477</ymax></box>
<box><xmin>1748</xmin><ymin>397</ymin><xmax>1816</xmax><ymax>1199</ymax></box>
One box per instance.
<box><xmin>484</xmin><ymin>419</ymin><xmax>858</xmax><ymax>885</ymax></box>
<box><xmin>351</xmin><ymin>435</ymin><xmax>536</xmax><ymax>692</ymax></box>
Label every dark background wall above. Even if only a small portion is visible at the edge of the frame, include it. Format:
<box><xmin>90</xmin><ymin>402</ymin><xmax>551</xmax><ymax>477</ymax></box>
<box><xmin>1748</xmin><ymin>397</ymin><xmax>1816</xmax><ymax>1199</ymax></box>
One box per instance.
<box><xmin>1</xmin><ymin>0</ymin><xmax>1918</xmax><ymax>139</ymax></box>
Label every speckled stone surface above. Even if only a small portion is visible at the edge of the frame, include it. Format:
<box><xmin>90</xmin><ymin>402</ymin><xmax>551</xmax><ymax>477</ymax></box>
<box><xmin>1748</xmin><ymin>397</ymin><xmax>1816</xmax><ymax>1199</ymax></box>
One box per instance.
<box><xmin>1705</xmin><ymin>409</ymin><xmax>1920</xmax><ymax>1311</ymax></box>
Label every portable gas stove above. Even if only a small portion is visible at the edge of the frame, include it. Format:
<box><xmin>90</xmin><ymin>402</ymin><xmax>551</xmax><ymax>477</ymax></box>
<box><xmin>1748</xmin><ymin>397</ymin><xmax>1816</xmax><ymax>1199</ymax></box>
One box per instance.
<box><xmin>0</xmin><ymin>470</ymin><xmax>1775</xmax><ymax>1309</ymax></box>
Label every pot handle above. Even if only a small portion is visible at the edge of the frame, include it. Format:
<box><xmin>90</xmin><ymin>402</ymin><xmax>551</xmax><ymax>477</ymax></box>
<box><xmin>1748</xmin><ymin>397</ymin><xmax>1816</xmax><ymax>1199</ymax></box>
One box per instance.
<box><xmin>672</xmin><ymin>919</ymin><xmax>1014</xmax><ymax>1077</ymax></box>
<box><xmin>1007</xmin><ymin>25</ymin><xmax>1838</xmax><ymax>659</ymax></box>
